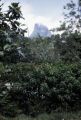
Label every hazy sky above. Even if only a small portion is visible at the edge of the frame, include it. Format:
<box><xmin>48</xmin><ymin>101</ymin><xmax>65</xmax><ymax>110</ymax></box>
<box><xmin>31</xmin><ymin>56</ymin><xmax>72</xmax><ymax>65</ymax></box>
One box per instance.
<box><xmin>3</xmin><ymin>0</ymin><xmax>77</xmax><ymax>35</ymax></box>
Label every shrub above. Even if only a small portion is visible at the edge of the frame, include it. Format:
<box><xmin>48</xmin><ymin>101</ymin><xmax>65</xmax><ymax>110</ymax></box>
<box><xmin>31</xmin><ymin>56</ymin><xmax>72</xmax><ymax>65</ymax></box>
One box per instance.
<box><xmin>0</xmin><ymin>62</ymin><xmax>81</xmax><ymax>116</ymax></box>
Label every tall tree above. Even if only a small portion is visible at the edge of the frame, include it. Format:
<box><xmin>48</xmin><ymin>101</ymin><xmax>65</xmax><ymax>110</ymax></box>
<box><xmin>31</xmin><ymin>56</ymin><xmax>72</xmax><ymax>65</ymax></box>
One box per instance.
<box><xmin>58</xmin><ymin>0</ymin><xmax>81</xmax><ymax>33</ymax></box>
<box><xmin>54</xmin><ymin>0</ymin><xmax>81</xmax><ymax>62</ymax></box>
<box><xmin>0</xmin><ymin>1</ymin><xmax>26</xmax><ymax>64</ymax></box>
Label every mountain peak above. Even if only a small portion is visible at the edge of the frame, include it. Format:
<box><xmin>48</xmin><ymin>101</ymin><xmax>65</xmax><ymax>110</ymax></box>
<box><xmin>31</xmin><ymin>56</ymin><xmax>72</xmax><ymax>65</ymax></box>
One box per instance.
<box><xmin>30</xmin><ymin>23</ymin><xmax>51</xmax><ymax>38</ymax></box>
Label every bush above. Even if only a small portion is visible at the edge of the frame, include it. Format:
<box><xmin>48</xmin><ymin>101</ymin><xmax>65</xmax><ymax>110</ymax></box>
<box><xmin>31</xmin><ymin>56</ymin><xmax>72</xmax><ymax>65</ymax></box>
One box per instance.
<box><xmin>0</xmin><ymin>62</ymin><xmax>81</xmax><ymax>116</ymax></box>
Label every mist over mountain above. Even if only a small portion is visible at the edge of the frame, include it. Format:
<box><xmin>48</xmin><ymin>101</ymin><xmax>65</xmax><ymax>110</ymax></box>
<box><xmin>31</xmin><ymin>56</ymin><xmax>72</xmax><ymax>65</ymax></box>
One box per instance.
<box><xmin>30</xmin><ymin>23</ymin><xmax>52</xmax><ymax>38</ymax></box>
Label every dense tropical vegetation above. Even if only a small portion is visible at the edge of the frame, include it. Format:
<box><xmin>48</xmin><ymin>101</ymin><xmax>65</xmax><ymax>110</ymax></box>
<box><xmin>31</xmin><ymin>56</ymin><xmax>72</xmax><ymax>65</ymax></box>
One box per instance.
<box><xmin>0</xmin><ymin>0</ymin><xmax>81</xmax><ymax>119</ymax></box>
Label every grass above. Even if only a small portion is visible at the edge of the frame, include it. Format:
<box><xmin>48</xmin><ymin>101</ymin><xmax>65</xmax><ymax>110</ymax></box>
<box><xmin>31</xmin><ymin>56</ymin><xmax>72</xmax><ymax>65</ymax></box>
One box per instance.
<box><xmin>1</xmin><ymin>111</ymin><xmax>81</xmax><ymax>120</ymax></box>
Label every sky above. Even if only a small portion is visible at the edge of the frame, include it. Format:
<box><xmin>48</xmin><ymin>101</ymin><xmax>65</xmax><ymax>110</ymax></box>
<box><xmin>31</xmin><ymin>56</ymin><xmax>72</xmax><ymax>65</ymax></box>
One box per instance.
<box><xmin>2</xmin><ymin>0</ymin><xmax>77</xmax><ymax>35</ymax></box>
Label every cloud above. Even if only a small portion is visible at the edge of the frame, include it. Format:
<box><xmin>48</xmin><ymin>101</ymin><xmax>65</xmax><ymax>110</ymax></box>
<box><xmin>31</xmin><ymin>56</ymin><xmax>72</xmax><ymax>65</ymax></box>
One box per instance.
<box><xmin>23</xmin><ymin>14</ymin><xmax>62</xmax><ymax>36</ymax></box>
<box><xmin>21</xmin><ymin>3</ymin><xmax>33</xmax><ymax>15</ymax></box>
<box><xmin>21</xmin><ymin>3</ymin><xmax>63</xmax><ymax>35</ymax></box>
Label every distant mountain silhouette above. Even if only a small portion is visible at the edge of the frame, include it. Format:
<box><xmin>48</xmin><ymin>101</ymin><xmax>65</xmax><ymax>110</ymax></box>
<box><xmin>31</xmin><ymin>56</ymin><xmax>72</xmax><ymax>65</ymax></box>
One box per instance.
<box><xmin>30</xmin><ymin>23</ymin><xmax>51</xmax><ymax>38</ymax></box>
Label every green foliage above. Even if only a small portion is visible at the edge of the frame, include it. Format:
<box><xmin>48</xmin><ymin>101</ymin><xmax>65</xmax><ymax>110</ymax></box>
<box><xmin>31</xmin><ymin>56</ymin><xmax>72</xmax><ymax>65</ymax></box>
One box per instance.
<box><xmin>1</xmin><ymin>0</ymin><xmax>81</xmax><ymax>118</ymax></box>
<box><xmin>57</xmin><ymin>0</ymin><xmax>81</xmax><ymax>33</ymax></box>
<box><xmin>53</xmin><ymin>31</ymin><xmax>81</xmax><ymax>62</ymax></box>
<box><xmin>22</xmin><ymin>31</ymin><xmax>81</xmax><ymax>63</ymax></box>
<box><xmin>7</xmin><ymin>111</ymin><xmax>81</xmax><ymax>120</ymax></box>
<box><xmin>0</xmin><ymin>1</ymin><xmax>26</xmax><ymax>64</ymax></box>
<box><xmin>20</xmin><ymin>37</ymin><xmax>57</xmax><ymax>63</ymax></box>
<box><xmin>52</xmin><ymin>0</ymin><xmax>81</xmax><ymax>62</ymax></box>
<box><xmin>0</xmin><ymin>62</ymin><xmax>81</xmax><ymax>116</ymax></box>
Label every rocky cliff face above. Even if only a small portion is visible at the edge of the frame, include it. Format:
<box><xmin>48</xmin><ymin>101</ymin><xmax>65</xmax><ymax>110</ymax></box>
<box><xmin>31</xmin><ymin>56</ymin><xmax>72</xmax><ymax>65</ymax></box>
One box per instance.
<box><xmin>30</xmin><ymin>23</ymin><xmax>51</xmax><ymax>38</ymax></box>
